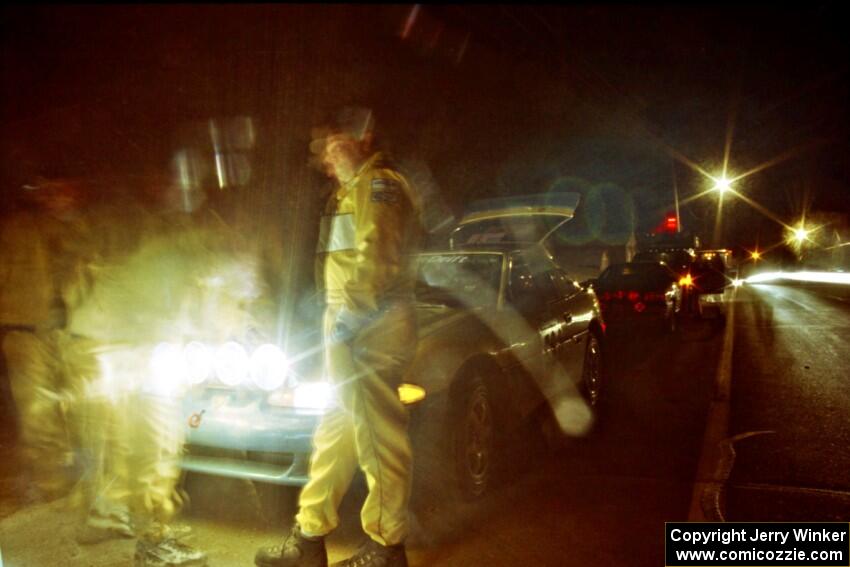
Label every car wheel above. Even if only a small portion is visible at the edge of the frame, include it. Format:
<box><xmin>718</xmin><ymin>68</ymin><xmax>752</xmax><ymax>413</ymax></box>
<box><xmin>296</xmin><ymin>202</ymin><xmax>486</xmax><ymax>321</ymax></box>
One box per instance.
<box><xmin>580</xmin><ymin>332</ymin><xmax>603</xmax><ymax>407</ymax></box>
<box><xmin>407</xmin><ymin>370</ymin><xmax>504</xmax><ymax>546</ymax></box>
<box><xmin>452</xmin><ymin>374</ymin><xmax>497</xmax><ymax>500</ymax></box>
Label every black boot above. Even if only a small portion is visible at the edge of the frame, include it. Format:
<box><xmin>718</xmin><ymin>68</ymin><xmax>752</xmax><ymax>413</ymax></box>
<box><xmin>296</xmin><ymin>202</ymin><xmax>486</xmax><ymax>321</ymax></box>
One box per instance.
<box><xmin>331</xmin><ymin>539</ymin><xmax>408</xmax><ymax>567</ymax></box>
<box><xmin>255</xmin><ymin>524</ymin><xmax>328</xmax><ymax>567</ymax></box>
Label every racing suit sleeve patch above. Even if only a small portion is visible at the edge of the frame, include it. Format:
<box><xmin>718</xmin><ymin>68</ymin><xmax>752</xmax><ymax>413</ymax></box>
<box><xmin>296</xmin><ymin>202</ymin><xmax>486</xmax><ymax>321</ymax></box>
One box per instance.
<box><xmin>371</xmin><ymin>178</ymin><xmax>400</xmax><ymax>203</ymax></box>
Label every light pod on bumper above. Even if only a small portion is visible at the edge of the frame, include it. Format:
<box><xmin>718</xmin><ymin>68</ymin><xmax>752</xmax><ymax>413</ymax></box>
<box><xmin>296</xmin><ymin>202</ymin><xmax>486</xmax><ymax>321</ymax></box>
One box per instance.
<box><xmin>214</xmin><ymin>341</ymin><xmax>249</xmax><ymax>386</ymax></box>
<box><xmin>249</xmin><ymin>344</ymin><xmax>290</xmax><ymax>391</ymax></box>
<box><xmin>150</xmin><ymin>342</ymin><xmax>188</xmax><ymax>396</ymax></box>
<box><xmin>184</xmin><ymin>341</ymin><xmax>213</xmax><ymax>385</ymax></box>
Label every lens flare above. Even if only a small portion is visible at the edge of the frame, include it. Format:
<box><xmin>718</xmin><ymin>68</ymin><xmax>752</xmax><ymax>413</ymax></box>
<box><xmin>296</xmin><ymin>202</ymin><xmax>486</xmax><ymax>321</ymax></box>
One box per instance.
<box><xmin>249</xmin><ymin>344</ymin><xmax>290</xmax><ymax>391</ymax></box>
<box><xmin>150</xmin><ymin>342</ymin><xmax>187</xmax><ymax>396</ymax></box>
<box><xmin>215</xmin><ymin>341</ymin><xmax>249</xmax><ymax>386</ymax></box>
<box><xmin>713</xmin><ymin>176</ymin><xmax>732</xmax><ymax>194</ymax></box>
<box><xmin>293</xmin><ymin>382</ymin><xmax>334</xmax><ymax>410</ymax></box>
<box><xmin>184</xmin><ymin>341</ymin><xmax>213</xmax><ymax>385</ymax></box>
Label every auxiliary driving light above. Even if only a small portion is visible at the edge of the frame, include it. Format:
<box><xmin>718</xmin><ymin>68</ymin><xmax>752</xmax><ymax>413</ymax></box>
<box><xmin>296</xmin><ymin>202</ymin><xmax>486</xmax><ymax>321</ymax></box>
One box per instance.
<box><xmin>215</xmin><ymin>341</ymin><xmax>249</xmax><ymax>386</ymax></box>
<box><xmin>249</xmin><ymin>343</ymin><xmax>290</xmax><ymax>391</ymax></box>
<box><xmin>184</xmin><ymin>341</ymin><xmax>213</xmax><ymax>385</ymax></box>
<box><xmin>151</xmin><ymin>342</ymin><xmax>187</xmax><ymax>396</ymax></box>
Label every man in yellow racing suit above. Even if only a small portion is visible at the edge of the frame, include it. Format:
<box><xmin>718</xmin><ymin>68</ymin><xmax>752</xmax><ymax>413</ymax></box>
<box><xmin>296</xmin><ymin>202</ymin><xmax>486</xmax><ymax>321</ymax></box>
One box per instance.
<box><xmin>256</xmin><ymin>107</ymin><xmax>420</xmax><ymax>567</ymax></box>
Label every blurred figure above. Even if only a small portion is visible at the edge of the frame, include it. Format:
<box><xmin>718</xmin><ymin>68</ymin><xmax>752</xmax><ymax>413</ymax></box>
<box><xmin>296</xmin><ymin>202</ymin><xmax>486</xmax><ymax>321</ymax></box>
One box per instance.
<box><xmin>0</xmin><ymin>176</ymin><xmax>95</xmax><ymax>503</ymax></box>
<box><xmin>66</xmin><ymin>170</ymin><xmax>263</xmax><ymax>567</ymax></box>
<box><xmin>255</xmin><ymin>107</ymin><xmax>422</xmax><ymax>567</ymax></box>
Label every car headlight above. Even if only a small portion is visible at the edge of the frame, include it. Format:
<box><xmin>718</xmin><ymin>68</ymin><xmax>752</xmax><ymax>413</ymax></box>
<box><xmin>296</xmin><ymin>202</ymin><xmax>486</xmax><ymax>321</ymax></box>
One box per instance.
<box><xmin>249</xmin><ymin>344</ymin><xmax>291</xmax><ymax>391</ymax></box>
<box><xmin>150</xmin><ymin>342</ymin><xmax>188</xmax><ymax>396</ymax></box>
<box><xmin>214</xmin><ymin>341</ymin><xmax>249</xmax><ymax>386</ymax></box>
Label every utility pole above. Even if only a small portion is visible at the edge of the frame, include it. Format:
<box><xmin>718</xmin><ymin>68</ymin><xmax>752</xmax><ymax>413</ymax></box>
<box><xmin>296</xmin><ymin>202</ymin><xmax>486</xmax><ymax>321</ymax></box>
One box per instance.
<box><xmin>672</xmin><ymin>159</ymin><xmax>681</xmax><ymax>233</ymax></box>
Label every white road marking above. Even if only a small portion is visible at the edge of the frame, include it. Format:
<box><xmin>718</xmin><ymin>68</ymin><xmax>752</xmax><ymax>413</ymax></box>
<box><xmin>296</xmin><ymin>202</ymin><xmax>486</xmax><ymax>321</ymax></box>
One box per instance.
<box><xmin>688</xmin><ymin>291</ymin><xmax>736</xmax><ymax>521</ymax></box>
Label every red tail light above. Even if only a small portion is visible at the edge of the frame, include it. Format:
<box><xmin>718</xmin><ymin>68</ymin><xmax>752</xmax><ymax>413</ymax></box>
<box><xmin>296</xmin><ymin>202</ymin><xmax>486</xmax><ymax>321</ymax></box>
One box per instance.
<box><xmin>634</xmin><ymin>302</ymin><xmax>646</xmax><ymax>312</ymax></box>
<box><xmin>613</xmin><ymin>290</ymin><xmax>625</xmax><ymax>300</ymax></box>
<box><xmin>600</xmin><ymin>291</ymin><xmax>612</xmax><ymax>301</ymax></box>
<box><xmin>627</xmin><ymin>291</ymin><xmax>640</xmax><ymax>302</ymax></box>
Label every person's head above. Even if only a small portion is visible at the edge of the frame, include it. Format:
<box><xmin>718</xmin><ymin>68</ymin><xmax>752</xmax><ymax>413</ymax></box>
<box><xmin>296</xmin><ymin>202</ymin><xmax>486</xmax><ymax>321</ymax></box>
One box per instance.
<box><xmin>310</xmin><ymin>106</ymin><xmax>375</xmax><ymax>183</ymax></box>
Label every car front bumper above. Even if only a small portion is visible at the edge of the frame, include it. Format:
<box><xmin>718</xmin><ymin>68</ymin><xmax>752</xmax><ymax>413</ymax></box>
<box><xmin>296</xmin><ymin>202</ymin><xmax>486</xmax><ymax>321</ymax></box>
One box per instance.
<box><xmin>181</xmin><ymin>387</ymin><xmax>324</xmax><ymax>486</ymax></box>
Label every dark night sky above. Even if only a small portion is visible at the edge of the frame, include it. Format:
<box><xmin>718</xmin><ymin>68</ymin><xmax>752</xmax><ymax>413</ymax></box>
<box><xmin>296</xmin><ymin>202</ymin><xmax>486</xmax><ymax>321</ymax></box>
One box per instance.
<box><xmin>2</xmin><ymin>4</ymin><xmax>848</xmax><ymax>251</ymax></box>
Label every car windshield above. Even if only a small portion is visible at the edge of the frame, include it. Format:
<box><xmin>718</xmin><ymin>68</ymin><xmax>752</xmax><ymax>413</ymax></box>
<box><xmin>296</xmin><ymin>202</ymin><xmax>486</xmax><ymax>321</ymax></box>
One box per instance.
<box><xmin>599</xmin><ymin>263</ymin><xmax>675</xmax><ymax>287</ymax></box>
<box><xmin>632</xmin><ymin>251</ymin><xmax>692</xmax><ymax>273</ymax></box>
<box><xmin>415</xmin><ymin>253</ymin><xmax>502</xmax><ymax>307</ymax></box>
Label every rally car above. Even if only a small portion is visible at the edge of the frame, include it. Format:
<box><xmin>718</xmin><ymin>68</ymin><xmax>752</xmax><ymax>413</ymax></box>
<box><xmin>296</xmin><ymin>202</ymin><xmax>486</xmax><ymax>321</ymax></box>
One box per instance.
<box><xmin>173</xmin><ymin>193</ymin><xmax>606</xmax><ymax>503</ymax></box>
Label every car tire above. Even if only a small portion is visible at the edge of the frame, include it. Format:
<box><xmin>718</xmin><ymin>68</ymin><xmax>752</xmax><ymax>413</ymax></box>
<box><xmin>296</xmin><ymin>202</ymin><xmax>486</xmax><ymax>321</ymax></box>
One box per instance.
<box><xmin>451</xmin><ymin>373</ymin><xmax>498</xmax><ymax>500</ymax></box>
<box><xmin>408</xmin><ymin>369</ymin><xmax>504</xmax><ymax>546</ymax></box>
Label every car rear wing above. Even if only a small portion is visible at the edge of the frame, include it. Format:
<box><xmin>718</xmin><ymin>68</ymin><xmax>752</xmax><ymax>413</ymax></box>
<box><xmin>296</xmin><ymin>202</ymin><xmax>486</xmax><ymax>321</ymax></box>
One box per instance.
<box><xmin>450</xmin><ymin>192</ymin><xmax>580</xmax><ymax>249</ymax></box>
<box><xmin>460</xmin><ymin>192</ymin><xmax>580</xmax><ymax>224</ymax></box>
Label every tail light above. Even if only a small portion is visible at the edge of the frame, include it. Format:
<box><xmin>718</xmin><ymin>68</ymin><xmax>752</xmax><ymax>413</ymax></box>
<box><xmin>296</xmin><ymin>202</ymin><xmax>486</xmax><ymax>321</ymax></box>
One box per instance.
<box><xmin>627</xmin><ymin>291</ymin><xmax>640</xmax><ymax>302</ymax></box>
<box><xmin>634</xmin><ymin>302</ymin><xmax>646</xmax><ymax>313</ymax></box>
<box><xmin>600</xmin><ymin>292</ymin><xmax>612</xmax><ymax>301</ymax></box>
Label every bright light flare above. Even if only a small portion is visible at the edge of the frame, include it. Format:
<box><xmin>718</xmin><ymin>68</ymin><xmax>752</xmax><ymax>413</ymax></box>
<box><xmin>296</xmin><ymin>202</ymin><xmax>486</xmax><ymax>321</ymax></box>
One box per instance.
<box><xmin>249</xmin><ymin>344</ymin><xmax>291</xmax><ymax>391</ymax></box>
<box><xmin>151</xmin><ymin>342</ymin><xmax>188</xmax><ymax>396</ymax></box>
<box><xmin>184</xmin><ymin>341</ymin><xmax>213</xmax><ymax>385</ymax></box>
<box><xmin>713</xmin><ymin>176</ymin><xmax>732</xmax><ymax>194</ymax></box>
<box><xmin>747</xmin><ymin>271</ymin><xmax>850</xmax><ymax>285</ymax></box>
<box><xmin>679</xmin><ymin>274</ymin><xmax>694</xmax><ymax>287</ymax></box>
<box><xmin>732</xmin><ymin>278</ymin><xmax>743</xmax><ymax>287</ymax></box>
<box><xmin>293</xmin><ymin>382</ymin><xmax>334</xmax><ymax>410</ymax></box>
<box><xmin>214</xmin><ymin>341</ymin><xmax>249</xmax><ymax>386</ymax></box>
<box><xmin>750</xmin><ymin>250</ymin><xmax>761</xmax><ymax>261</ymax></box>
<box><xmin>793</xmin><ymin>227</ymin><xmax>809</xmax><ymax>242</ymax></box>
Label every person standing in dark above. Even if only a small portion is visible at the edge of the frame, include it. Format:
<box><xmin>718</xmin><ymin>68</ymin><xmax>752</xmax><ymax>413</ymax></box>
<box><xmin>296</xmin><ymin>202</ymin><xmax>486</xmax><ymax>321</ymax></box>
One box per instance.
<box><xmin>255</xmin><ymin>107</ymin><xmax>421</xmax><ymax>567</ymax></box>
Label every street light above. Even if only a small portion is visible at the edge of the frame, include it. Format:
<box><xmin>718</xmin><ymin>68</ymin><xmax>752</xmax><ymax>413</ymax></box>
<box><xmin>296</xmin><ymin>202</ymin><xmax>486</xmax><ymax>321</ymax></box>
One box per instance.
<box><xmin>713</xmin><ymin>176</ymin><xmax>732</xmax><ymax>194</ymax></box>
<box><xmin>750</xmin><ymin>250</ymin><xmax>761</xmax><ymax>261</ymax></box>
<box><xmin>793</xmin><ymin>227</ymin><xmax>809</xmax><ymax>243</ymax></box>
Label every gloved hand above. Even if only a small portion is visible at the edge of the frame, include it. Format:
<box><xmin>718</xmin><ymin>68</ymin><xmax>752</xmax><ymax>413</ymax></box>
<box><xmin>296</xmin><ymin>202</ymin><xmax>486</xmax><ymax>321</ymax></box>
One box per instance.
<box><xmin>330</xmin><ymin>307</ymin><xmax>374</xmax><ymax>345</ymax></box>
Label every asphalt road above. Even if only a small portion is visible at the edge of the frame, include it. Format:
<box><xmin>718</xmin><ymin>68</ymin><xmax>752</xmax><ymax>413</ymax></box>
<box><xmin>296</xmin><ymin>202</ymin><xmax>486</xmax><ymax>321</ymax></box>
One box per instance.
<box><xmin>2</xmin><ymin>284</ymin><xmax>848</xmax><ymax>565</ymax></box>
<box><xmin>726</xmin><ymin>283</ymin><xmax>850</xmax><ymax>521</ymax></box>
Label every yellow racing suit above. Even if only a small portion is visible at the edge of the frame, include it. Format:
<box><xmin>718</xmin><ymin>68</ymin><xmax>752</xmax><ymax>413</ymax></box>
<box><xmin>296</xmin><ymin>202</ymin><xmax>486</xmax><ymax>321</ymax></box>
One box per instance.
<box><xmin>0</xmin><ymin>208</ymin><xmax>94</xmax><ymax>498</ymax></box>
<box><xmin>296</xmin><ymin>152</ymin><xmax>421</xmax><ymax>546</ymax></box>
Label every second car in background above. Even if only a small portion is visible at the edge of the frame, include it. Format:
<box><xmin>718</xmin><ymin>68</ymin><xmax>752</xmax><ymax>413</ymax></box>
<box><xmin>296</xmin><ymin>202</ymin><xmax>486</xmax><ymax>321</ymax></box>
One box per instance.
<box><xmin>590</xmin><ymin>261</ymin><xmax>682</xmax><ymax>333</ymax></box>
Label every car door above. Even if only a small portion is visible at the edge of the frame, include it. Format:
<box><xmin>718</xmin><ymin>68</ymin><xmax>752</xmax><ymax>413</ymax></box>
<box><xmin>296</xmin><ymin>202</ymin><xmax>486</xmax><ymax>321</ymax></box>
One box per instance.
<box><xmin>505</xmin><ymin>258</ymin><xmax>559</xmax><ymax>390</ymax></box>
<box><xmin>547</xmin><ymin>269</ymin><xmax>595</xmax><ymax>384</ymax></box>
